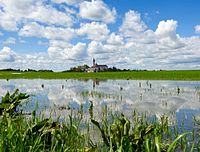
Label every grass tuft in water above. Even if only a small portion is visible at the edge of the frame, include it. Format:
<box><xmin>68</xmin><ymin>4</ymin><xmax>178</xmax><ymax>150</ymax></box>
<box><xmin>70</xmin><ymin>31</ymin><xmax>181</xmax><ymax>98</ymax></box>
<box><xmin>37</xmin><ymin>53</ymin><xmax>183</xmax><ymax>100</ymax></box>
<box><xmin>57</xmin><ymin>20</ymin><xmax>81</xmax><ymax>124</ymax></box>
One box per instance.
<box><xmin>0</xmin><ymin>90</ymin><xmax>200</xmax><ymax>151</ymax></box>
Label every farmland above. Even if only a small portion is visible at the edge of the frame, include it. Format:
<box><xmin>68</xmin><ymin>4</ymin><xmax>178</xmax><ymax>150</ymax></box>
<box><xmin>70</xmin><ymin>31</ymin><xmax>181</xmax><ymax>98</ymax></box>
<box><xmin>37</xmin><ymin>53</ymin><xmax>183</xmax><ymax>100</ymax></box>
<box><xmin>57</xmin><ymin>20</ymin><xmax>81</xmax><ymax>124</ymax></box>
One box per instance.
<box><xmin>0</xmin><ymin>70</ymin><xmax>200</xmax><ymax>80</ymax></box>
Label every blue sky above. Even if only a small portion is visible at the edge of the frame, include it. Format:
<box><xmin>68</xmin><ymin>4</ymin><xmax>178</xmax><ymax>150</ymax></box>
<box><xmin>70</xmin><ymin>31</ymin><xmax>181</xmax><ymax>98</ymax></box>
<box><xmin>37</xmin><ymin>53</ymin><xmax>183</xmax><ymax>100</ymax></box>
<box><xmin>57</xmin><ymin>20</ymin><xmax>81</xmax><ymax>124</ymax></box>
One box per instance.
<box><xmin>107</xmin><ymin>0</ymin><xmax>200</xmax><ymax>36</ymax></box>
<box><xmin>0</xmin><ymin>0</ymin><xmax>200</xmax><ymax>71</ymax></box>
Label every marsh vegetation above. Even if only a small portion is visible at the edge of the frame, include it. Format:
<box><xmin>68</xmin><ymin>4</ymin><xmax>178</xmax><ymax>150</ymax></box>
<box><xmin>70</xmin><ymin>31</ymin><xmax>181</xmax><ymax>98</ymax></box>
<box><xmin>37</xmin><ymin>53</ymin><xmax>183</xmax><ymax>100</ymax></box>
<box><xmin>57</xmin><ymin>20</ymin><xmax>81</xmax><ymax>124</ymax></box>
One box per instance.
<box><xmin>1</xmin><ymin>90</ymin><xmax>200</xmax><ymax>152</ymax></box>
<box><xmin>0</xmin><ymin>79</ymin><xmax>200</xmax><ymax>151</ymax></box>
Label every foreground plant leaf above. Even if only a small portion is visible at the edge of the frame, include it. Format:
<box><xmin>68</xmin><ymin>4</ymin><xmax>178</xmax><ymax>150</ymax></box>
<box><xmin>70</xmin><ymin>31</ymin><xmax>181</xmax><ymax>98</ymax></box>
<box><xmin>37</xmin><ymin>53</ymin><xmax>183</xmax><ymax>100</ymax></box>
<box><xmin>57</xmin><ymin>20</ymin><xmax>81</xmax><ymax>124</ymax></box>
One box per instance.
<box><xmin>0</xmin><ymin>89</ymin><xmax>29</xmax><ymax>115</ymax></box>
<box><xmin>91</xmin><ymin>119</ymin><xmax>110</xmax><ymax>147</ymax></box>
<box><xmin>167</xmin><ymin>132</ymin><xmax>191</xmax><ymax>152</ymax></box>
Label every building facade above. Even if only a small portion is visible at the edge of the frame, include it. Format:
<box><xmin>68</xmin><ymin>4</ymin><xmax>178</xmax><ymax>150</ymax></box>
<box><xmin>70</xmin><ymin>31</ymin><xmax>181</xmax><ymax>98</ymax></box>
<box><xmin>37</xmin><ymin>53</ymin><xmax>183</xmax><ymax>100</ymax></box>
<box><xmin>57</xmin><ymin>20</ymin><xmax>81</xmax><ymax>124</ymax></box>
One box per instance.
<box><xmin>86</xmin><ymin>58</ymin><xmax>108</xmax><ymax>72</ymax></box>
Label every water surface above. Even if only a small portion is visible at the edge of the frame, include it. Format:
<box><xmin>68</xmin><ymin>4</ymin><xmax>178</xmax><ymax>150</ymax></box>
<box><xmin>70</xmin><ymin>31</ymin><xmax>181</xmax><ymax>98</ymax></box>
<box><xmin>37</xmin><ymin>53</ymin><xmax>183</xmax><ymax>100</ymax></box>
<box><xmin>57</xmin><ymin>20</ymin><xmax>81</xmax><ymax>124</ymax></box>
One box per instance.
<box><xmin>0</xmin><ymin>79</ymin><xmax>200</xmax><ymax>129</ymax></box>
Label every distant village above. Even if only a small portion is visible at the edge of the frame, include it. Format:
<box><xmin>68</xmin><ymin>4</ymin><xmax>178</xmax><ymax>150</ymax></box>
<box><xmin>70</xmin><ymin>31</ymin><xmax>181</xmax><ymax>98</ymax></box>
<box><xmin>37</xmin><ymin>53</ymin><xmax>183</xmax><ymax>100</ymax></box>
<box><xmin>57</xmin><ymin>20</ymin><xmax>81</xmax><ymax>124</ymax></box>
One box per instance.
<box><xmin>86</xmin><ymin>58</ymin><xmax>108</xmax><ymax>72</ymax></box>
<box><xmin>67</xmin><ymin>58</ymin><xmax>127</xmax><ymax>72</ymax></box>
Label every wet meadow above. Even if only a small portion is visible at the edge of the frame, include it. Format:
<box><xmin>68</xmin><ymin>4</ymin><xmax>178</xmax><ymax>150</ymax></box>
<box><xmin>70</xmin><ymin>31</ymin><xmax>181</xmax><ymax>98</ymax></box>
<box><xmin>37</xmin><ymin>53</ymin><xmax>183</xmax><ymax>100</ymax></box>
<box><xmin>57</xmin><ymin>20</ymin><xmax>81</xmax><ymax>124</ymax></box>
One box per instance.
<box><xmin>0</xmin><ymin>72</ymin><xmax>200</xmax><ymax>151</ymax></box>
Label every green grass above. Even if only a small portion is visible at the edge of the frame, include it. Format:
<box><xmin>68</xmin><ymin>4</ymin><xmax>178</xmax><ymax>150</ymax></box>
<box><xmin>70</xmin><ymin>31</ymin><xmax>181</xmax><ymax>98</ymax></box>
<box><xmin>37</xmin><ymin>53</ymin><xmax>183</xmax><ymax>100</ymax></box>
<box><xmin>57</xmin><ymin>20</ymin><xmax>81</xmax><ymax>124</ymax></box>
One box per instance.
<box><xmin>0</xmin><ymin>70</ymin><xmax>200</xmax><ymax>80</ymax></box>
<box><xmin>1</xmin><ymin>90</ymin><xmax>200</xmax><ymax>151</ymax></box>
<box><xmin>1</xmin><ymin>103</ymin><xmax>199</xmax><ymax>152</ymax></box>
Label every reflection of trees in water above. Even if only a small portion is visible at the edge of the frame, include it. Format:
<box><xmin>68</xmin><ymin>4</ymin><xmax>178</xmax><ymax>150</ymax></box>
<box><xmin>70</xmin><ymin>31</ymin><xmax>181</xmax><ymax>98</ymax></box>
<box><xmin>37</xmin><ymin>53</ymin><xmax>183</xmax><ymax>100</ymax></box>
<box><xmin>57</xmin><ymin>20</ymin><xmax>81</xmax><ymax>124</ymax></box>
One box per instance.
<box><xmin>93</xmin><ymin>79</ymin><xmax>99</xmax><ymax>89</ymax></box>
<box><xmin>92</xmin><ymin>79</ymin><xmax>107</xmax><ymax>89</ymax></box>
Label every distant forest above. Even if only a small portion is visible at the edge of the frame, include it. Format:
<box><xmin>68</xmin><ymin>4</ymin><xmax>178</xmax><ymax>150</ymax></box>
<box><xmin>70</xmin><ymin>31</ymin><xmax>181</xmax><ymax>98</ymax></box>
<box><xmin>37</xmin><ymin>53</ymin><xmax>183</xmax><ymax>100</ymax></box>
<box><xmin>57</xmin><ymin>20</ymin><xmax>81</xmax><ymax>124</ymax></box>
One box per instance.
<box><xmin>0</xmin><ymin>68</ymin><xmax>53</xmax><ymax>72</ymax></box>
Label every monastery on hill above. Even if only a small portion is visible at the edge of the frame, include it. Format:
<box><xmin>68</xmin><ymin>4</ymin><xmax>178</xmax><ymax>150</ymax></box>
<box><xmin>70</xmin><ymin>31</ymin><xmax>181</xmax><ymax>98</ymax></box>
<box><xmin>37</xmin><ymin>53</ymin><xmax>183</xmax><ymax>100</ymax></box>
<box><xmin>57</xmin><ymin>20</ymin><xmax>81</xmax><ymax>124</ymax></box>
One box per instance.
<box><xmin>86</xmin><ymin>58</ymin><xmax>108</xmax><ymax>72</ymax></box>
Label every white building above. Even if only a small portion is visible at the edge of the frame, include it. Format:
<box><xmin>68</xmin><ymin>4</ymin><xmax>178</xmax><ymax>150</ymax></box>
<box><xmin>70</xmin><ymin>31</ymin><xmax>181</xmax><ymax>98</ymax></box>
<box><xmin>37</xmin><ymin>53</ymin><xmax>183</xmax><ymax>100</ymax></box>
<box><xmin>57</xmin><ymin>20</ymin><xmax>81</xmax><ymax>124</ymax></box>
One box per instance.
<box><xmin>86</xmin><ymin>58</ymin><xmax>108</xmax><ymax>72</ymax></box>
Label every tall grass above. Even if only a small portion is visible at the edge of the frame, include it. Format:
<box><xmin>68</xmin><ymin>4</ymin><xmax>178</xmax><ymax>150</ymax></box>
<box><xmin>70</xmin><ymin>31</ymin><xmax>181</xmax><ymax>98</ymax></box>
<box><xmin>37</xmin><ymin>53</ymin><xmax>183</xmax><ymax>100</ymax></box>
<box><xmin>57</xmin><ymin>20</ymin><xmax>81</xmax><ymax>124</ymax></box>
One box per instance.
<box><xmin>0</xmin><ymin>90</ymin><xmax>200</xmax><ymax>151</ymax></box>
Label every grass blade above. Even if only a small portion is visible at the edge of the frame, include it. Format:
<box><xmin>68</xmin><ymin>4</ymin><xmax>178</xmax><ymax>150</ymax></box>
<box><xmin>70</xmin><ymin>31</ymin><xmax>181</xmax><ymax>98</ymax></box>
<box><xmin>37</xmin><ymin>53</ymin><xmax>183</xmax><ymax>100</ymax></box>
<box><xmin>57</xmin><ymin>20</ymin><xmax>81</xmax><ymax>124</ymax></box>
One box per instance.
<box><xmin>155</xmin><ymin>137</ymin><xmax>160</xmax><ymax>152</ymax></box>
<box><xmin>167</xmin><ymin>132</ymin><xmax>191</xmax><ymax>152</ymax></box>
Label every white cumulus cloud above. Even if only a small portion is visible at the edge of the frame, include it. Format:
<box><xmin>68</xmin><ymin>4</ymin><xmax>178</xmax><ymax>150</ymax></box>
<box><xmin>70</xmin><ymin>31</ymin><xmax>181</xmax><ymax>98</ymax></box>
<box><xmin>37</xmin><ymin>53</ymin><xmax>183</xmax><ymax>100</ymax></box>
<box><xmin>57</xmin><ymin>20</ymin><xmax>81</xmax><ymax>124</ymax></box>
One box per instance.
<box><xmin>155</xmin><ymin>20</ymin><xmax>177</xmax><ymax>37</ymax></box>
<box><xmin>0</xmin><ymin>0</ymin><xmax>74</xmax><ymax>31</ymax></box>
<box><xmin>155</xmin><ymin>20</ymin><xmax>184</xmax><ymax>49</ymax></box>
<box><xmin>88</xmin><ymin>41</ymin><xmax>105</xmax><ymax>55</ymax></box>
<box><xmin>19</xmin><ymin>22</ymin><xmax>75</xmax><ymax>41</ymax></box>
<box><xmin>107</xmin><ymin>33</ymin><xmax>124</xmax><ymax>45</ymax></box>
<box><xmin>79</xmin><ymin>0</ymin><xmax>116</xmax><ymax>23</ymax></box>
<box><xmin>120</xmin><ymin>10</ymin><xmax>147</xmax><ymax>37</ymax></box>
<box><xmin>0</xmin><ymin>0</ymin><xmax>200</xmax><ymax>71</ymax></box>
<box><xmin>0</xmin><ymin>47</ymin><xmax>16</xmax><ymax>62</ymax></box>
<box><xmin>52</xmin><ymin>0</ymin><xmax>83</xmax><ymax>6</ymax></box>
<box><xmin>48</xmin><ymin>41</ymin><xmax>87</xmax><ymax>60</ymax></box>
<box><xmin>195</xmin><ymin>25</ymin><xmax>200</xmax><ymax>34</ymax></box>
<box><xmin>77</xmin><ymin>22</ymin><xmax>110</xmax><ymax>41</ymax></box>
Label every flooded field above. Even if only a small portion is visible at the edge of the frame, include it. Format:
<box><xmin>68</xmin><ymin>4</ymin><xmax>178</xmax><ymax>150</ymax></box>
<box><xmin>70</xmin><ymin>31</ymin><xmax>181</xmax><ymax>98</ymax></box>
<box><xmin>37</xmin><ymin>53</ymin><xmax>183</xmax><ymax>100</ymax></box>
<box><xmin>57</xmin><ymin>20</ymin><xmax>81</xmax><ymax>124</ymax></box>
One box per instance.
<box><xmin>0</xmin><ymin>79</ymin><xmax>200</xmax><ymax>129</ymax></box>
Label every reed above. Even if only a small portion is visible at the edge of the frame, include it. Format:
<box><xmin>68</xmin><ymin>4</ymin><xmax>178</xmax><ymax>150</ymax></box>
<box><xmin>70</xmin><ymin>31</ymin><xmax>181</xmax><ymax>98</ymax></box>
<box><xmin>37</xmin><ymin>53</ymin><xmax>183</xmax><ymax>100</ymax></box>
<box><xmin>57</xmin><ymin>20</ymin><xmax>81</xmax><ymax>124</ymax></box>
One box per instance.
<box><xmin>0</xmin><ymin>90</ymin><xmax>199</xmax><ymax>151</ymax></box>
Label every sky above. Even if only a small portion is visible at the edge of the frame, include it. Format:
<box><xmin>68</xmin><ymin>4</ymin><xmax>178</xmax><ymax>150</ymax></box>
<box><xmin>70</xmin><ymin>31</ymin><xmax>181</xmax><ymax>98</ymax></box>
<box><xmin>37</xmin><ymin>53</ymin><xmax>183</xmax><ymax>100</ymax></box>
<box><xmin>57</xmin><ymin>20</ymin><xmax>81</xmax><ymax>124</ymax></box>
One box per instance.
<box><xmin>0</xmin><ymin>0</ymin><xmax>200</xmax><ymax>71</ymax></box>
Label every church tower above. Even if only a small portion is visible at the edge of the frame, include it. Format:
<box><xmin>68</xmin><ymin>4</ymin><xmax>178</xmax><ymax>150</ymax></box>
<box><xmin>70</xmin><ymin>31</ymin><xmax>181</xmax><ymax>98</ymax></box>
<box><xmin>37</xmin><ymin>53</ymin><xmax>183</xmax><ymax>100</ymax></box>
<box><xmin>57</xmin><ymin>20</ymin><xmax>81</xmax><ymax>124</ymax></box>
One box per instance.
<box><xmin>93</xmin><ymin>58</ymin><xmax>95</xmax><ymax>66</ymax></box>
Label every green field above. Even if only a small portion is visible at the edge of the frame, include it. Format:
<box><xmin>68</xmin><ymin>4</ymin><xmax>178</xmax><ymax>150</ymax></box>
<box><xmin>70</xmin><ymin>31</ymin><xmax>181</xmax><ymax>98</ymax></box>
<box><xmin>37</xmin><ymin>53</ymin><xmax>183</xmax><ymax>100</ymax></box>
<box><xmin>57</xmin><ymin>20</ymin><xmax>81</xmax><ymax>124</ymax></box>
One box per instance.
<box><xmin>0</xmin><ymin>70</ymin><xmax>200</xmax><ymax>80</ymax></box>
